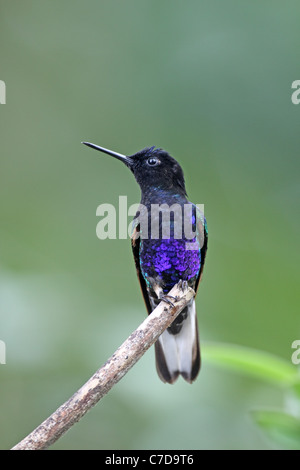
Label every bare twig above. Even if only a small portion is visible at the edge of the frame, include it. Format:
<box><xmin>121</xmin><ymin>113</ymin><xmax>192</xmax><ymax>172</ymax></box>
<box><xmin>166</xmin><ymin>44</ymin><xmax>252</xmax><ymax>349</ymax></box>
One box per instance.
<box><xmin>11</xmin><ymin>281</ymin><xmax>195</xmax><ymax>450</ymax></box>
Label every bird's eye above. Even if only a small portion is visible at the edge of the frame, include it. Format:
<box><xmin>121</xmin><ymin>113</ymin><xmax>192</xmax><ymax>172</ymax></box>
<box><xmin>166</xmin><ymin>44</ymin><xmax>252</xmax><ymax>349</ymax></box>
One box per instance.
<box><xmin>147</xmin><ymin>157</ymin><xmax>159</xmax><ymax>166</ymax></box>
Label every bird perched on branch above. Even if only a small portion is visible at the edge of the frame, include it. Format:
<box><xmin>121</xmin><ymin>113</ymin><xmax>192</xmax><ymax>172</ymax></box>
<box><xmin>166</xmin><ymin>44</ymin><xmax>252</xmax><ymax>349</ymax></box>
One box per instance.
<box><xmin>83</xmin><ymin>142</ymin><xmax>208</xmax><ymax>384</ymax></box>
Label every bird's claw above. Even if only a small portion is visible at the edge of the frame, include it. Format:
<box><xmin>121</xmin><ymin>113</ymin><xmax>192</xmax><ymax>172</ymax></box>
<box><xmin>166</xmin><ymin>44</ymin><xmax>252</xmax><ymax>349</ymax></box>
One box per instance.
<box><xmin>178</xmin><ymin>279</ymin><xmax>189</xmax><ymax>292</ymax></box>
<box><xmin>160</xmin><ymin>295</ymin><xmax>177</xmax><ymax>308</ymax></box>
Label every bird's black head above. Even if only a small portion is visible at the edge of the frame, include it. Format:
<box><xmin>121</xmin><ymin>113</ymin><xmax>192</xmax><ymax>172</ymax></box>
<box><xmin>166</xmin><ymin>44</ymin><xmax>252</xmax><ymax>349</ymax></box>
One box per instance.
<box><xmin>82</xmin><ymin>142</ymin><xmax>187</xmax><ymax>196</ymax></box>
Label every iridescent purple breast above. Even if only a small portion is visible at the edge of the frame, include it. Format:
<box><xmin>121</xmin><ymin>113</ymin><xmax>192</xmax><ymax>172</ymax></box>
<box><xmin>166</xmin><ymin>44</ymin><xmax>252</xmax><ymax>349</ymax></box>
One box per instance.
<box><xmin>140</xmin><ymin>237</ymin><xmax>201</xmax><ymax>292</ymax></box>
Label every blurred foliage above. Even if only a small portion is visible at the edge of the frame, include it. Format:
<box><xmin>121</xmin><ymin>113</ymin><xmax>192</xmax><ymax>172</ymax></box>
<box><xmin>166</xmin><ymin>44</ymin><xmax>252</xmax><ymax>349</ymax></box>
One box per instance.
<box><xmin>0</xmin><ymin>0</ymin><xmax>299</xmax><ymax>450</ymax></box>
<box><xmin>252</xmin><ymin>411</ymin><xmax>300</xmax><ymax>450</ymax></box>
<box><xmin>204</xmin><ymin>343</ymin><xmax>297</xmax><ymax>387</ymax></box>
<box><xmin>204</xmin><ymin>343</ymin><xmax>300</xmax><ymax>449</ymax></box>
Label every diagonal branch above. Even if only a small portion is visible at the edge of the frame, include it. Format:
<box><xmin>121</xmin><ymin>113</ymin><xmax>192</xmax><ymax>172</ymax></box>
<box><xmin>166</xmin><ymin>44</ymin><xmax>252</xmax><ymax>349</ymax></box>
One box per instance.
<box><xmin>11</xmin><ymin>281</ymin><xmax>195</xmax><ymax>450</ymax></box>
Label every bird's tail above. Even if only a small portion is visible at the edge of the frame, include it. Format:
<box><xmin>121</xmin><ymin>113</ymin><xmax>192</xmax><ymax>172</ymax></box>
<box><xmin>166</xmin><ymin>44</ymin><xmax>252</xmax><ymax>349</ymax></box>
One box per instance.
<box><xmin>154</xmin><ymin>299</ymin><xmax>200</xmax><ymax>384</ymax></box>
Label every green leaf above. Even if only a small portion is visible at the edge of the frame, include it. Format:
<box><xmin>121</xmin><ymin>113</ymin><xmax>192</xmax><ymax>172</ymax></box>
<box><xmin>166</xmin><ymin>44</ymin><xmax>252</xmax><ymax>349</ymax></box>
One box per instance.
<box><xmin>203</xmin><ymin>342</ymin><xmax>298</xmax><ymax>387</ymax></box>
<box><xmin>252</xmin><ymin>410</ymin><xmax>300</xmax><ymax>450</ymax></box>
<box><xmin>292</xmin><ymin>379</ymin><xmax>300</xmax><ymax>400</ymax></box>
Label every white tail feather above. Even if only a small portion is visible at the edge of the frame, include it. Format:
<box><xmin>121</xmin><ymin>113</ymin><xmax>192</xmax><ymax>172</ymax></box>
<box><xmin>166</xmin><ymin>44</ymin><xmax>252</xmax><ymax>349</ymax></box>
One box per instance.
<box><xmin>176</xmin><ymin>300</ymin><xmax>197</xmax><ymax>376</ymax></box>
<box><xmin>156</xmin><ymin>299</ymin><xmax>199</xmax><ymax>383</ymax></box>
<box><xmin>157</xmin><ymin>329</ymin><xmax>180</xmax><ymax>375</ymax></box>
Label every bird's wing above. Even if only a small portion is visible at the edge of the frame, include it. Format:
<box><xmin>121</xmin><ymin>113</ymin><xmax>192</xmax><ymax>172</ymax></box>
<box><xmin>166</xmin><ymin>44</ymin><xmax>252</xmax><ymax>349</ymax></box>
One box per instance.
<box><xmin>130</xmin><ymin>219</ymin><xmax>153</xmax><ymax>315</ymax></box>
<box><xmin>194</xmin><ymin>207</ymin><xmax>208</xmax><ymax>294</ymax></box>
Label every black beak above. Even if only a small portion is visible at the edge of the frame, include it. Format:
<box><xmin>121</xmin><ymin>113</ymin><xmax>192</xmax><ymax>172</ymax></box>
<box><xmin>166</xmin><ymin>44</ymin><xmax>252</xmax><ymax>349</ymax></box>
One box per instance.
<box><xmin>82</xmin><ymin>142</ymin><xmax>132</xmax><ymax>167</ymax></box>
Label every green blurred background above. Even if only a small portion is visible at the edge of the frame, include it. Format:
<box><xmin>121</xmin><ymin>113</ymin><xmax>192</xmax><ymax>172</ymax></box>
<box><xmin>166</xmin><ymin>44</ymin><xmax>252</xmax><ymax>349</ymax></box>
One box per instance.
<box><xmin>0</xmin><ymin>0</ymin><xmax>299</xmax><ymax>450</ymax></box>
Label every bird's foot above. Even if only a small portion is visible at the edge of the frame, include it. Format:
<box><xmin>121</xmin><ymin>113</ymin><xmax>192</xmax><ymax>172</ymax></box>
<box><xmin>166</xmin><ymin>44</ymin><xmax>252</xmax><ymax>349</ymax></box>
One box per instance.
<box><xmin>178</xmin><ymin>279</ymin><xmax>189</xmax><ymax>292</ymax></box>
<box><xmin>160</xmin><ymin>294</ymin><xmax>177</xmax><ymax>308</ymax></box>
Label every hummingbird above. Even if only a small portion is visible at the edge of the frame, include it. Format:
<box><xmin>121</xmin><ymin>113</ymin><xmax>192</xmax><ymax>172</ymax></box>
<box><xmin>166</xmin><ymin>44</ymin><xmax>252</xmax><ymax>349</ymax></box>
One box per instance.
<box><xmin>82</xmin><ymin>142</ymin><xmax>208</xmax><ymax>384</ymax></box>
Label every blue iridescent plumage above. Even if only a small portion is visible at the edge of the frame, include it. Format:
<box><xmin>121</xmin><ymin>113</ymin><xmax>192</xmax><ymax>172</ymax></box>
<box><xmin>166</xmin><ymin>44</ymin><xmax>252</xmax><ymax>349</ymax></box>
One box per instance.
<box><xmin>140</xmin><ymin>234</ymin><xmax>201</xmax><ymax>292</ymax></box>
